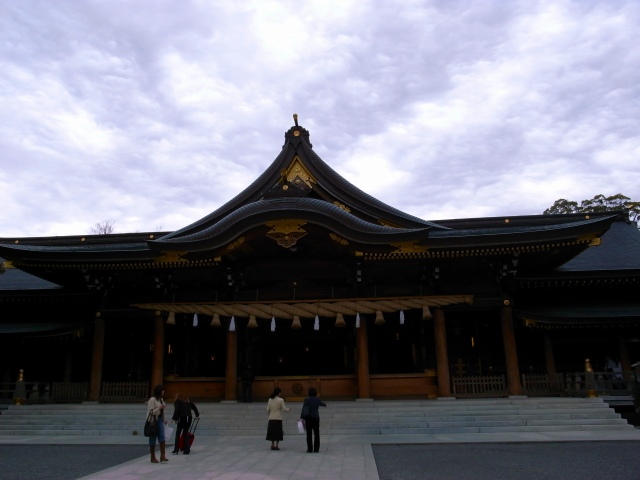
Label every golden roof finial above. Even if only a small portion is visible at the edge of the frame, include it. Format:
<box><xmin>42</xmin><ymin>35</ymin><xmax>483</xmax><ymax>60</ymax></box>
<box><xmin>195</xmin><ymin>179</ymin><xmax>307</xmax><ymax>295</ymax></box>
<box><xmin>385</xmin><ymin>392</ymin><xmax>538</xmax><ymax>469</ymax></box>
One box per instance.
<box><xmin>293</xmin><ymin>113</ymin><xmax>298</xmax><ymax>126</ymax></box>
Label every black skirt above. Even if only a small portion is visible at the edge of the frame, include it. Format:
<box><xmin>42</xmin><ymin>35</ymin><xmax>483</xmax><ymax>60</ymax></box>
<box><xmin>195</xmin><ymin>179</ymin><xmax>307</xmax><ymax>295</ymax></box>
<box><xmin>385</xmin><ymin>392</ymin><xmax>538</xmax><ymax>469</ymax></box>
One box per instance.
<box><xmin>266</xmin><ymin>419</ymin><xmax>284</xmax><ymax>441</ymax></box>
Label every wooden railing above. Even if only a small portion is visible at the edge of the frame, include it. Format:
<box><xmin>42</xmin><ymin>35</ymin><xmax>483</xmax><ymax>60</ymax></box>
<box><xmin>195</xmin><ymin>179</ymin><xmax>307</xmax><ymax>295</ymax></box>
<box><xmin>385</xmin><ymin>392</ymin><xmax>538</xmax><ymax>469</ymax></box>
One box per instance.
<box><xmin>522</xmin><ymin>373</ymin><xmax>565</xmax><ymax>395</ymax></box>
<box><xmin>4</xmin><ymin>382</ymin><xmax>148</xmax><ymax>403</ymax></box>
<box><xmin>51</xmin><ymin>382</ymin><xmax>88</xmax><ymax>402</ymax></box>
<box><xmin>100</xmin><ymin>382</ymin><xmax>149</xmax><ymax>402</ymax></box>
<box><xmin>452</xmin><ymin>375</ymin><xmax>507</xmax><ymax>397</ymax></box>
<box><xmin>2</xmin><ymin>373</ymin><xmax>634</xmax><ymax>403</ymax></box>
<box><xmin>564</xmin><ymin>371</ymin><xmax>636</xmax><ymax>396</ymax></box>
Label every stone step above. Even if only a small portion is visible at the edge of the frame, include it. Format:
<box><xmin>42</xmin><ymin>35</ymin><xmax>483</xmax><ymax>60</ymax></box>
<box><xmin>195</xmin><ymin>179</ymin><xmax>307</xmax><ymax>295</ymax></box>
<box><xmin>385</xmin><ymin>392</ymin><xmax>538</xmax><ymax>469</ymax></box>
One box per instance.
<box><xmin>0</xmin><ymin>398</ymin><xmax>633</xmax><ymax>437</ymax></box>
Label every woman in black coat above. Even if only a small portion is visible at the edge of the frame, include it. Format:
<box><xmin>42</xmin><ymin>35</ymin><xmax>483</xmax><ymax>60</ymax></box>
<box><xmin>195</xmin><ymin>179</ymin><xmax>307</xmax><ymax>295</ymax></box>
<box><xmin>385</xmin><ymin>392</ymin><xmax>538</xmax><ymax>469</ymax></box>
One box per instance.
<box><xmin>171</xmin><ymin>392</ymin><xmax>200</xmax><ymax>454</ymax></box>
<box><xmin>300</xmin><ymin>387</ymin><xmax>326</xmax><ymax>453</ymax></box>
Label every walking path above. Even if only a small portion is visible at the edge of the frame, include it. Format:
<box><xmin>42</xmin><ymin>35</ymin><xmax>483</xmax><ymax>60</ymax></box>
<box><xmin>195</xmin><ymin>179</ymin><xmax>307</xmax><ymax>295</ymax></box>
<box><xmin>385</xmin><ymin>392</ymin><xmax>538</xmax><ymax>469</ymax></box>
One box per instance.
<box><xmin>2</xmin><ymin>429</ymin><xmax>640</xmax><ymax>480</ymax></box>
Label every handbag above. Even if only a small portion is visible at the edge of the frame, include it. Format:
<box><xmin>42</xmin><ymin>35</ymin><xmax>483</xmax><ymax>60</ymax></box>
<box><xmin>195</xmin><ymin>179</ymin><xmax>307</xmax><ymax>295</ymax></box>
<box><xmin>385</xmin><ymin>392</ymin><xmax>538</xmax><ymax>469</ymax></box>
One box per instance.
<box><xmin>297</xmin><ymin>419</ymin><xmax>306</xmax><ymax>434</ymax></box>
<box><xmin>144</xmin><ymin>410</ymin><xmax>157</xmax><ymax>437</ymax></box>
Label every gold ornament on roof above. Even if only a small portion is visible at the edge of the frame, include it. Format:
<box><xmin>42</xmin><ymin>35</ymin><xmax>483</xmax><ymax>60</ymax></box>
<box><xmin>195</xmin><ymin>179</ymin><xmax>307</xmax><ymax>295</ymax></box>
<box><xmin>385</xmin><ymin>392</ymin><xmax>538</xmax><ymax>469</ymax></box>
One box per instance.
<box><xmin>390</xmin><ymin>242</ymin><xmax>429</xmax><ymax>254</ymax></box>
<box><xmin>284</xmin><ymin>156</ymin><xmax>316</xmax><ymax>189</ymax></box>
<box><xmin>226</xmin><ymin>237</ymin><xmax>246</xmax><ymax>252</ymax></box>
<box><xmin>266</xmin><ymin>220</ymin><xmax>308</xmax><ymax>248</ymax></box>
<box><xmin>154</xmin><ymin>251</ymin><xmax>188</xmax><ymax>263</ymax></box>
<box><xmin>333</xmin><ymin>201</ymin><xmax>351</xmax><ymax>213</ymax></box>
<box><xmin>329</xmin><ymin>233</ymin><xmax>349</xmax><ymax>245</ymax></box>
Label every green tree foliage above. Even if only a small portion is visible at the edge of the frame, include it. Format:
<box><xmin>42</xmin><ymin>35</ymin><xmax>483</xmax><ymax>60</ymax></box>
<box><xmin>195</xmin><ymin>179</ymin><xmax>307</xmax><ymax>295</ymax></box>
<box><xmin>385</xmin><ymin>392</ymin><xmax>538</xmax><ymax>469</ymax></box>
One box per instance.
<box><xmin>544</xmin><ymin>194</ymin><xmax>639</xmax><ymax>223</ymax></box>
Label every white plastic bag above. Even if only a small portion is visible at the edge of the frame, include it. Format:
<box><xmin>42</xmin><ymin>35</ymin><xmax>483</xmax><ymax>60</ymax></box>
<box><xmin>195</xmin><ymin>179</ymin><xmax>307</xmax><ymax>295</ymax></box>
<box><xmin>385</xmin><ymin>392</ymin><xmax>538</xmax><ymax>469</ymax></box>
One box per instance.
<box><xmin>297</xmin><ymin>419</ymin><xmax>306</xmax><ymax>434</ymax></box>
<box><xmin>164</xmin><ymin>424</ymin><xmax>174</xmax><ymax>440</ymax></box>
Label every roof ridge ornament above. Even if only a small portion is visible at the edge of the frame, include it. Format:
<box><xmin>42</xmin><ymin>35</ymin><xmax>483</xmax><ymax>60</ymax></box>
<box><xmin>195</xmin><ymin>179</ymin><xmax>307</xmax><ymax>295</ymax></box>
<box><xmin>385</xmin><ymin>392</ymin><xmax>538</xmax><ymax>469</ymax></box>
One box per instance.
<box><xmin>284</xmin><ymin>114</ymin><xmax>311</xmax><ymax>147</ymax></box>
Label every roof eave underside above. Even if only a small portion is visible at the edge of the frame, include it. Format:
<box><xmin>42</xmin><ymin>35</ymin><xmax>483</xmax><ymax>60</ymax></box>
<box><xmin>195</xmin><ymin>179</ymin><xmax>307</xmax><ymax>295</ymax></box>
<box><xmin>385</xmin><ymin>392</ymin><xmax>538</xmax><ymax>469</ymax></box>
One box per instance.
<box><xmin>0</xmin><ymin>242</ymin><xmax>154</xmax><ymax>263</ymax></box>
<box><xmin>517</xmin><ymin>304</ymin><xmax>640</xmax><ymax>324</ymax></box>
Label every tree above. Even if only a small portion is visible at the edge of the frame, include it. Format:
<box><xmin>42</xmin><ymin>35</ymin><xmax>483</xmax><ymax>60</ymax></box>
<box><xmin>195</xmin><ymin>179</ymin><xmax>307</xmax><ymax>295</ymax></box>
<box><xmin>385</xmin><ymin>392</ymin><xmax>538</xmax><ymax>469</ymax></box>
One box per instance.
<box><xmin>90</xmin><ymin>220</ymin><xmax>116</xmax><ymax>235</ymax></box>
<box><xmin>544</xmin><ymin>194</ymin><xmax>640</xmax><ymax>223</ymax></box>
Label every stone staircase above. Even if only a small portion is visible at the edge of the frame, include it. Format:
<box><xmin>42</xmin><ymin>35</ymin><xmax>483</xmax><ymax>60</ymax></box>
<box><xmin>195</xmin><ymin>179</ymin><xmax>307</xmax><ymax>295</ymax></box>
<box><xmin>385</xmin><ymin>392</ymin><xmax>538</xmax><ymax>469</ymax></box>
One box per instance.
<box><xmin>0</xmin><ymin>397</ymin><xmax>634</xmax><ymax>437</ymax></box>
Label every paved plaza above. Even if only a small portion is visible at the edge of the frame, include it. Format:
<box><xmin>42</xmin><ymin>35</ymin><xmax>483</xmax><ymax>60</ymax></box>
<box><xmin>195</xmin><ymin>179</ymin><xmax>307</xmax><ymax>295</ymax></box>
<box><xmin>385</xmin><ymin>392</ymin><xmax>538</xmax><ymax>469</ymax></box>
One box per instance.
<box><xmin>1</xmin><ymin>429</ymin><xmax>640</xmax><ymax>480</ymax></box>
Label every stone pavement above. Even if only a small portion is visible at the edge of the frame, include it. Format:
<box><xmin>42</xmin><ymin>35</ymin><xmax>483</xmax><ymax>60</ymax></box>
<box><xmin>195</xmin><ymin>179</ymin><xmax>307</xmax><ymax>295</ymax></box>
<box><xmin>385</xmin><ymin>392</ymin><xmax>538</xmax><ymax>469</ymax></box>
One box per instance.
<box><xmin>2</xmin><ymin>428</ymin><xmax>640</xmax><ymax>480</ymax></box>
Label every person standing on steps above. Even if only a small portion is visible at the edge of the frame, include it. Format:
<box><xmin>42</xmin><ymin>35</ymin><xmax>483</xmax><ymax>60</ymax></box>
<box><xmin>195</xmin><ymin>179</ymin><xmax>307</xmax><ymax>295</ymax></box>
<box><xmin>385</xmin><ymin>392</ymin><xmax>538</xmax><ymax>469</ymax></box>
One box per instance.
<box><xmin>147</xmin><ymin>384</ymin><xmax>169</xmax><ymax>463</ymax></box>
<box><xmin>171</xmin><ymin>392</ymin><xmax>200</xmax><ymax>455</ymax></box>
<box><xmin>266</xmin><ymin>387</ymin><xmax>290</xmax><ymax>451</ymax></box>
<box><xmin>241</xmin><ymin>364</ymin><xmax>255</xmax><ymax>403</ymax></box>
<box><xmin>300</xmin><ymin>387</ymin><xmax>326</xmax><ymax>453</ymax></box>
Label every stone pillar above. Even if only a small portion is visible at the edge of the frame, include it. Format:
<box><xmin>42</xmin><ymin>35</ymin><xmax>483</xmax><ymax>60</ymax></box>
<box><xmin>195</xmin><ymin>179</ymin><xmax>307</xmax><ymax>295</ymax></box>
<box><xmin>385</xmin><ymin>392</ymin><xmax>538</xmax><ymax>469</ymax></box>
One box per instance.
<box><xmin>150</xmin><ymin>312</ymin><xmax>165</xmax><ymax>395</ymax></box>
<box><xmin>501</xmin><ymin>304</ymin><xmax>522</xmax><ymax>396</ymax></box>
<box><xmin>433</xmin><ymin>308</ymin><xmax>451</xmax><ymax>397</ymax></box>
<box><xmin>356</xmin><ymin>315</ymin><xmax>371</xmax><ymax>399</ymax></box>
<box><xmin>88</xmin><ymin>313</ymin><xmax>105</xmax><ymax>401</ymax></box>
<box><xmin>225</xmin><ymin>322</ymin><xmax>238</xmax><ymax>401</ymax></box>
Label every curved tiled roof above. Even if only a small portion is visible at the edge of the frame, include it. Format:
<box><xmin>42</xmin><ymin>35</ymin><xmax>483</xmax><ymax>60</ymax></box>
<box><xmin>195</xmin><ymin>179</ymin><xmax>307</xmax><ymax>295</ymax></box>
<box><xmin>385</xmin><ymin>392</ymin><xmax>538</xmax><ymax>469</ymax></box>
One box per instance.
<box><xmin>0</xmin><ymin>241</ymin><xmax>155</xmax><ymax>262</ymax></box>
<box><xmin>293</xmin><ymin>140</ymin><xmax>443</xmax><ymax>229</ymax></box>
<box><xmin>424</xmin><ymin>215</ymin><xmax>616</xmax><ymax>247</ymax></box>
<box><xmin>159</xmin><ymin>123</ymin><xmax>445</xmax><ymax>243</ymax></box>
<box><xmin>0</xmin><ymin>124</ymin><xmax>624</xmax><ymax>268</ymax></box>
<box><xmin>149</xmin><ymin>197</ymin><xmax>432</xmax><ymax>252</ymax></box>
<box><xmin>557</xmin><ymin>220</ymin><xmax>640</xmax><ymax>272</ymax></box>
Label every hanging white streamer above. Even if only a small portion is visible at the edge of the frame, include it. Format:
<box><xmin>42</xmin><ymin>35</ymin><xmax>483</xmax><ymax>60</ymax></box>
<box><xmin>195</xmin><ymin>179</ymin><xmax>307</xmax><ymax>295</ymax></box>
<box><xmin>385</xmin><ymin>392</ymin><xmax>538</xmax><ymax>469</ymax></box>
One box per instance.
<box><xmin>399</xmin><ymin>310</ymin><xmax>405</xmax><ymax>325</ymax></box>
<box><xmin>193</xmin><ymin>313</ymin><xmax>198</xmax><ymax>327</ymax></box>
<box><xmin>355</xmin><ymin>312</ymin><xmax>360</xmax><ymax>328</ymax></box>
<box><xmin>229</xmin><ymin>316</ymin><xmax>236</xmax><ymax>331</ymax></box>
<box><xmin>271</xmin><ymin>316</ymin><xmax>276</xmax><ymax>332</ymax></box>
<box><xmin>314</xmin><ymin>314</ymin><xmax>319</xmax><ymax>331</ymax></box>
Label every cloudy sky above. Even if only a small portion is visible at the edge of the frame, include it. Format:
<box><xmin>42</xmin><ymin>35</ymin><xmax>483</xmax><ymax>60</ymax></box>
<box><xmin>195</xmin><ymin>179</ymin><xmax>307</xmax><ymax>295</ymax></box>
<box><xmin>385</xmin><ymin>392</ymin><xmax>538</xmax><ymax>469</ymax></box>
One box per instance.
<box><xmin>1</xmin><ymin>1</ymin><xmax>639</xmax><ymax>238</ymax></box>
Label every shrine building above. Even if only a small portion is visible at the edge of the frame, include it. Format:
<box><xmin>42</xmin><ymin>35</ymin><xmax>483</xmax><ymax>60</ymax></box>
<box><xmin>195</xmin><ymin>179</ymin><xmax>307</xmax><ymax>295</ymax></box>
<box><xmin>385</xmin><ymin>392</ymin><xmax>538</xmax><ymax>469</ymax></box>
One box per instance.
<box><xmin>1</xmin><ymin>117</ymin><xmax>639</xmax><ymax>402</ymax></box>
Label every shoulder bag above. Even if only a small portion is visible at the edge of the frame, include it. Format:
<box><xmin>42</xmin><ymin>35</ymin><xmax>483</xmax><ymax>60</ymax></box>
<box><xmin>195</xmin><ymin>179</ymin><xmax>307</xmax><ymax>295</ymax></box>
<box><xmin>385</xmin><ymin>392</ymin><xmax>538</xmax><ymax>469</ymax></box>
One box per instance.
<box><xmin>144</xmin><ymin>410</ymin><xmax>157</xmax><ymax>437</ymax></box>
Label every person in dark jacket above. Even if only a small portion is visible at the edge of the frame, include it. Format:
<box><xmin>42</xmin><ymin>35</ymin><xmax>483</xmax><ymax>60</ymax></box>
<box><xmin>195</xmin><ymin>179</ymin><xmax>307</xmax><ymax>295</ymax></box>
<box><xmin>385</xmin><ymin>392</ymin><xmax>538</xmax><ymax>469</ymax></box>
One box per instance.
<box><xmin>241</xmin><ymin>364</ymin><xmax>255</xmax><ymax>403</ymax></box>
<box><xmin>300</xmin><ymin>387</ymin><xmax>326</xmax><ymax>453</ymax></box>
<box><xmin>171</xmin><ymin>392</ymin><xmax>200</xmax><ymax>454</ymax></box>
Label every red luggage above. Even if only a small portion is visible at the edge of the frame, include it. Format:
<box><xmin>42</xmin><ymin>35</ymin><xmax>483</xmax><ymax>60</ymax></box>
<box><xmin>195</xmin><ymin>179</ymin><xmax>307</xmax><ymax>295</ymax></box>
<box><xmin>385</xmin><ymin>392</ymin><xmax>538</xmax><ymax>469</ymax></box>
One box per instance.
<box><xmin>179</xmin><ymin>416</ymin><xmax>199</xmax><ymax>451</ymax></box>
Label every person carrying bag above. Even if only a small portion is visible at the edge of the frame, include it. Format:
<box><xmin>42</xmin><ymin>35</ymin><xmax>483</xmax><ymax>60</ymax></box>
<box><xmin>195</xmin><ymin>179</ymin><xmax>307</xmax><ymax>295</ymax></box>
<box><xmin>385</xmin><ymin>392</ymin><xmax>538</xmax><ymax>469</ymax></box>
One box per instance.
<box><xmin>146</xmin><ymin>384</ymin><xmax>169</xmax><ymax>463</ymax></box>
<box><xmin>300</xmin><ymin>387</ymin><xmax>326</xmax><ymax>453</ymax></box>
<box><xmin>171</xmin><ymin>392</ymin><xmax>200</xmax><ymax>455</ymax></box>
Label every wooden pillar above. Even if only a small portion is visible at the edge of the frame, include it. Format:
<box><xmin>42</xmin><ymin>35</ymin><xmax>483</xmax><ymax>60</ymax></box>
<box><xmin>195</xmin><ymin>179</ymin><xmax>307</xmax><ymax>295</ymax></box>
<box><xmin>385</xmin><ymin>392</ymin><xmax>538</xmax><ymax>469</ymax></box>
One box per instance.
<box><xmin>356</xmin><ymin>315</ymin><xmax>371</xmax><ymax>399</ymax></box>
<box><xmin>63</xmin><ymin>348</ymin><xmax>73</xmax><ymax>383</ymax></box>
<box><xmin>501</xmin><ymin>304</ymin><xmax>522</xmax><ymax>396</ymax></box>
<box><xmin>225</xmin><ymin>323</ymin><xmax>238</xmax><ymax>401</ymax></box>
<box><xmin>544</xmin><ymin>333</ymin><xmax>556</xmax><ymax>377</ymax></box>
<box><xmin>88</xmin><ymin>313</ymin><xmax>105</xmax><ymax>401</ymax></box>
<box><xmin>150</xmin><ymin>312</ymin><xmax>165</xmax><ymax>394</ymax></box>
<box><xmin>433</xmin><ymin>308</ymin><xmax>451</xmax><ymax>397</ymax></box>
<box><xmin>618</xmin><ymin>333</ymin><xmax>631</xmax><ymax>373</ymax></box>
